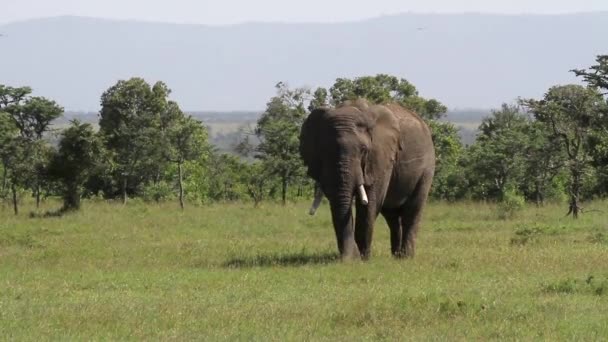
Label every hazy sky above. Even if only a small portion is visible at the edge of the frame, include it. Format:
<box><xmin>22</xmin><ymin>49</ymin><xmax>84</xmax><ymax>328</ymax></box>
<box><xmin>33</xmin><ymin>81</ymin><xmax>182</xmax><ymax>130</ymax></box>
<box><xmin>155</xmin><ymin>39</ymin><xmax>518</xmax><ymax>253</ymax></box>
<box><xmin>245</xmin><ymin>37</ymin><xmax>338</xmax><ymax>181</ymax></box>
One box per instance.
<box><xmin>2</xmin><ymin>0</ymin><xmax>608</xmax><ymax>25</ymax></box>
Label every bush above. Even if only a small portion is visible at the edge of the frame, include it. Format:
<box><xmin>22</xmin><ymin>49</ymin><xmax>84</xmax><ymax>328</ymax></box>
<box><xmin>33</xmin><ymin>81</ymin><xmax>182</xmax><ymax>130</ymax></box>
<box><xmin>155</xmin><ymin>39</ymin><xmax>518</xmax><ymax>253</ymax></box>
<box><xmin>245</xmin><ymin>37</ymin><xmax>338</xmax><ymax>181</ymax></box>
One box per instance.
<box><xmin>497</xmin><ymin>188</ymin><xmax>525</xmax><ymax>219</ymax></box>
<box><xmin>544</xmin><ymin>177</ymin><xmax>569</xmax><ymax>204</ymax></box>
<box><xmin>142</xmin><ymin>182</ymin><xmax>175</xmax><ymax>203</ymax></box>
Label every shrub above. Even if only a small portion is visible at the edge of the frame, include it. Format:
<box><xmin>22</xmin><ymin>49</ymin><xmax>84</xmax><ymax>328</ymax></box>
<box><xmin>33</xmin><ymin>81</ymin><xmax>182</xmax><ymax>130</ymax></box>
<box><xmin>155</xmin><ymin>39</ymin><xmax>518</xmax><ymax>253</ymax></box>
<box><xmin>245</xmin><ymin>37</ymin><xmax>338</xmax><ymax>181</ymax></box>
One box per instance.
<box><xmin>497</xmin><ymin>188</ymin><xmax>525</xmax><ymax>219</ymax></box>
<box><xmin>142</xmin><ymin>182</ymin><xmax>174</xmax><ymax>203</ymax></box>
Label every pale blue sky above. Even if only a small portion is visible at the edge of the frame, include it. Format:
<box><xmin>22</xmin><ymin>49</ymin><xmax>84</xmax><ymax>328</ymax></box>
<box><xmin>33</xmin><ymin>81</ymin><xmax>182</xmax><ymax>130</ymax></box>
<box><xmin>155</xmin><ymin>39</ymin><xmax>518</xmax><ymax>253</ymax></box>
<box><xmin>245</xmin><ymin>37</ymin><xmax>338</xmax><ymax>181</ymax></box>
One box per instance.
<box><xmin>2</xmin><ymin>0</ymin><xmax>608</xmax><ymax>24</ymax></box>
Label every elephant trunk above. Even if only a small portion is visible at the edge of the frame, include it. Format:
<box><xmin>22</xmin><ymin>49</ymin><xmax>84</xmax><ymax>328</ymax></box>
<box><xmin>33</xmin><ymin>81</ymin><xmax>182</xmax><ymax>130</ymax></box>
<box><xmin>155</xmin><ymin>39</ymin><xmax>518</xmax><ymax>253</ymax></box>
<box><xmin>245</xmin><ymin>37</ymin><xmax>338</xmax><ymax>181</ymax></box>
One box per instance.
<box><xmin>329</xmin><ymin>191</ymin><xmax>358</xmax><ymax>258</ymax></box>
<box><xmin>328</xmin><ymin>159</ymin><xmax>363</xmax><ymax>259</ymax></box>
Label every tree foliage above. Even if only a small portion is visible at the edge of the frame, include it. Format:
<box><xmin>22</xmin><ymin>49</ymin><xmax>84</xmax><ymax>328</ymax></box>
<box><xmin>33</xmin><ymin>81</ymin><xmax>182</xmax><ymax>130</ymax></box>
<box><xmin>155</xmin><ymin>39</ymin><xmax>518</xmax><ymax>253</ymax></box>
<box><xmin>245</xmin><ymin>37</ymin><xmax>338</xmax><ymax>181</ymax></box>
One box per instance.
<box><xmin>255</xmin><ymin>82</ymin><xmax>308</xmax><ymax>205</ymax></box>
<box><xmin>48</xmin><ymin>120</ymin><xmax>105</xmax><ymax>212</ymax></box>
<box><xmin>6</xmin><ymin>60</ymin><xmax>608</xmax><ymax>212</ymax></box>
<box><xmin>572</xmin><ymin>55</ymin><xmax>608</xmax><ymax>95</ymax></box>
<box><xmin>328</xmin><ymin>74</ymin><xmax>447</xmax><ymax>120</ymax></box>
<box><xmin>162</xmin><ymin>108</ymin><xmax>210</xmax><ymax>209</ymax></box>
<box><xmin>0</xmin><ymin>85</ymin><xmax>62</xmax><ymax>212</ymax></box>
<box><xmin>523</xmin><ymin>85</ymin><xmax>607</xmax><ymax>217</ymax></box>
<box><xmin>99</xmin><ymin>78</ymin><xmax>173</xmax><ymax>203</ymax></box>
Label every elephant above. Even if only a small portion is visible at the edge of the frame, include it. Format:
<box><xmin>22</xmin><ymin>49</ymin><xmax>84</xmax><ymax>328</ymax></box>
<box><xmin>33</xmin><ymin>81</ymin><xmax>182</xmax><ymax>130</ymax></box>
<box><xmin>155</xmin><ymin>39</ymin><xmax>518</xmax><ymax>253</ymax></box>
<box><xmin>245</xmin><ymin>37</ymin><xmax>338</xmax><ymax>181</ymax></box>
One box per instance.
<box><xmin>299</xmin><ymin>99</ymin><xmax>435</xmax><ymax>260</ymax></box>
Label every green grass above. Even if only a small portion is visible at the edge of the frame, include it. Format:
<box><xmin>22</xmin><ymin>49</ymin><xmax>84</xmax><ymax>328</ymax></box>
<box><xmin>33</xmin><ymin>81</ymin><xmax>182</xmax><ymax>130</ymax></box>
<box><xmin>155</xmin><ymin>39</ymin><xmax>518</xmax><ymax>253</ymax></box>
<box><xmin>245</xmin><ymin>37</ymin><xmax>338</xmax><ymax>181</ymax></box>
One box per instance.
<box><xmin>1</xmin><ymin>199</ymin><xmax>608</xmax><ymax>340</ymax></box>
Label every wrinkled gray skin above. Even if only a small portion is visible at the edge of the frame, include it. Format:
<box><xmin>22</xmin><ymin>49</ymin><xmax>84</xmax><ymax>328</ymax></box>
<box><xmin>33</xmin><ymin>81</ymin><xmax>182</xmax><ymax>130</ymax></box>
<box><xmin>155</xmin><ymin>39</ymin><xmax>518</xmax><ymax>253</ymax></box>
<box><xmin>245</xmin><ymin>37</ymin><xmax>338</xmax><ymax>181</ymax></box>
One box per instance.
<box><xmin>300</xmin><ymin>99</ymin><xmax>435</xmax><ymax>260</ymax></box>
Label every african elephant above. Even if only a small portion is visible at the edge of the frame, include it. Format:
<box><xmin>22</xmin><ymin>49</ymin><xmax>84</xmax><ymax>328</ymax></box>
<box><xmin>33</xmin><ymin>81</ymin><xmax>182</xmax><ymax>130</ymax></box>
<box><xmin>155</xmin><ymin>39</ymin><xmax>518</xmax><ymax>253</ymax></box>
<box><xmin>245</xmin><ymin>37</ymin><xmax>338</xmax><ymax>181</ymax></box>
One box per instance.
<box><xmin>299</xmin><ymin>99</ymin><xmax>435</xmax><ymax>260</ymax></box>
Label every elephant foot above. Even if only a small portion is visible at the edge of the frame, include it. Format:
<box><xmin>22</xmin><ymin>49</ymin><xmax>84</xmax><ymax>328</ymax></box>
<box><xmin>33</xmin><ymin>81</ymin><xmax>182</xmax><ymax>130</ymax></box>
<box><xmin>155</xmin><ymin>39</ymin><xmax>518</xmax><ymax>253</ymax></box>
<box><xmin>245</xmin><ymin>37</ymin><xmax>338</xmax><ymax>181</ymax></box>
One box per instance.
<box><xmin>392</xmin><ymin>248</ymin><xmax>415</xmax><ymax>259</ymax></box>
<box><xmin>358</xmin><ymin>249</ymin><xmax>371</xmax><ymax>261</ymax></box>
<box><xmin>339</xmin><ymin>243</ymin><xmax>361</xmax><ymax>261</ymax></box>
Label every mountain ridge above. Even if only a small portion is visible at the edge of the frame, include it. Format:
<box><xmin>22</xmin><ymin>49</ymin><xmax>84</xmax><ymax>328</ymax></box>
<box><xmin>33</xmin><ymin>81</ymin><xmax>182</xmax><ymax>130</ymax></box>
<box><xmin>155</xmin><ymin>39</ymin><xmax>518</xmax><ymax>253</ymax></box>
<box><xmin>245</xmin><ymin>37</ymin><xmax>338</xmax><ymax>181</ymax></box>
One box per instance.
<box><xmin>1</xmin><ymin>13</ymin><xmax>606</xmax><ymax>111</ymax></box>
<box><xmin>5</xmin><ymin>12</ymin><xmax>608</xmax><ymax>26</ymax></box>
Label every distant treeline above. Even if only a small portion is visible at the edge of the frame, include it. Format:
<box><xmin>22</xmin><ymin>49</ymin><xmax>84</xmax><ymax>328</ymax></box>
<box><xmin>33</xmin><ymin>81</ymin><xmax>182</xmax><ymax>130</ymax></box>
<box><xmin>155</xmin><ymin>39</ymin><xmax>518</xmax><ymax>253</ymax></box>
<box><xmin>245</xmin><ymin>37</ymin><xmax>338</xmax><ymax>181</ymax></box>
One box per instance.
<box><xmin>1</xmin><ymin>55</ymin><xmax>607</xmax><ymax>219</ymax></box>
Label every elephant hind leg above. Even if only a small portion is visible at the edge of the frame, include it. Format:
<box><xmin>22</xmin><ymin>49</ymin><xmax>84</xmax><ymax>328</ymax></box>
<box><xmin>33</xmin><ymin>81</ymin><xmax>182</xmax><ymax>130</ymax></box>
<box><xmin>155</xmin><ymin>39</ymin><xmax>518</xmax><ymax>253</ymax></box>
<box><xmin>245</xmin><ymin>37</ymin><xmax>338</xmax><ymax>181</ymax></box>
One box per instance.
<box><xmin>381</xmin><ymin>208</ymin><xmax>402</xmax><ymax>257</ymax></box>
<box><xmin>399</xmin><ymin>172</ymin><xmax>433</xmax><ymax>258</ymax></box>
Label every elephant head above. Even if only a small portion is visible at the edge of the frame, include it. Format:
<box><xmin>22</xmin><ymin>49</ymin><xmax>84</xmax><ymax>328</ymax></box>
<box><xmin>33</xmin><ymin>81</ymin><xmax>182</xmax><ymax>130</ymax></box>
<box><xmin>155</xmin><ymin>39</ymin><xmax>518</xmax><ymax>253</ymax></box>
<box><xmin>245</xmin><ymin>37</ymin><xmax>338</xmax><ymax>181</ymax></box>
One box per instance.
<box><xmin>300</xmin><ymin>99</ymin><xmax>401</xmax><ymax>258</ymax></box>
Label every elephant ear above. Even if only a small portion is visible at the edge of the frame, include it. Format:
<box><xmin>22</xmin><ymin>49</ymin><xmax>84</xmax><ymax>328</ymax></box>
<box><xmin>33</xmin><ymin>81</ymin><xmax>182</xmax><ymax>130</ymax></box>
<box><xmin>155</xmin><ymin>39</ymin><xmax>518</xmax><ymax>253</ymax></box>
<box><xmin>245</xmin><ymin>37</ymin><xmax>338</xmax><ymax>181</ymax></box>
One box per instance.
<box><xmin>299</xmin><ymin>108</ymin><xmax>328</xmax><ymax>181</ymax></box>
<box><xmin>364</xmin><ymin>105</ymin><xmax>401</xmax><ymax>185</ymax></box>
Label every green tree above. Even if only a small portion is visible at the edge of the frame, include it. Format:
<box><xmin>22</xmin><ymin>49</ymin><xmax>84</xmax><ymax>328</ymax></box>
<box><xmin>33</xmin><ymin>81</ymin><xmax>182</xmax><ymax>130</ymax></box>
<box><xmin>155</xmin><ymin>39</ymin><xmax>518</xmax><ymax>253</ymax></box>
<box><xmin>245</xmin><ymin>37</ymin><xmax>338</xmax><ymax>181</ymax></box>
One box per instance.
<box><xmin>572</xmin><ymin>55</ymin><xmax>608</xmax><ymax>94</ymax></box>
<box><xmin>255</xmin><ymin>82</ymin><xmax>309</xmax><ymax>205</ymax></box>
<box><xmin>328</xmin><ymin>74</ymin><xmax>447</xmax><ymax>120</ymax></box>
<box><xmin>99</xmin><ymin>78</ymin><xmax>170</xmax><ymax>203</ymax></box>
<box><xmin>519</xmin><ymin>121</ymin><xmax>566</xmax><ymax>205</ymax></box>
<box><xmin>205</xmin><ymin>151</ymin><xmax>247</xmax><ymax>202</ymax></box>
<box><xmin>48</xmin><ymin>121</ymin><xmax>105</xmax><ymax>212</ymax></box>
<box><xmin>523</xmin><ymin>85</ymin><xmax>608</xmax><ymax>218</ymax></box>
<box><xmin>0</xmin><ymin>85</ymin><xmax>31</xmax><ymax>108</ymax></box>
<box><xmin>573</xmin><ymin>55</ymin><xmax>608</xmax><ymax>196</ymax></box>
<box><xmin>0</xmin><ymin>85</ymin><xmax>61</xmax><ymax>212</ymax></box>
<box><xmin>0</xmin><ymin>136</ymin><xmax>36</xmax><ymax>215</ymax></box>
<box><xmin>427</xmin><ymin>120</ymin><xmax>466</xmax><ymax>201</ymax></box>
<box><xmin>162</xmin><ymin>107</ymin><xmax>210</xmax><ymax>209</ymax></box>
<box><xmin>240</xmin><ymin>162</ymin><xmax>275</xmax><ymax>207</ymax></box>
<box><xmin>466</xmin><ymin>104</ymin><xmax>530</xmax><ymax>200</ymax></box>
<box><xmin>0</xmin><ymin>110</ymin><xmax>16</xmax><ymax>199</ymax></box>
<box><xmin>5</xmin><ymin>96</ymin><xmax>63</xmax><ymax>207</ymax></box>
<box><xmin>308</xmin><ymin>87</ymin><xmax>329</xmax><ymax>112</ymax></box>
<box><xmin>0</xmin><ymin>86</ymin><xmax>23</xmax><ymax>212</ymax></box>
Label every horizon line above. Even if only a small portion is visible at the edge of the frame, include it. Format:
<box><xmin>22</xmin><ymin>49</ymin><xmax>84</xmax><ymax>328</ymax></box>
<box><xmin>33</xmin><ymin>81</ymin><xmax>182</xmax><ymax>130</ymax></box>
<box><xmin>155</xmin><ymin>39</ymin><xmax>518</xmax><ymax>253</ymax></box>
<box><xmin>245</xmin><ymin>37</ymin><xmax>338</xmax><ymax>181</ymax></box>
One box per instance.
<box><xmin>2</xmin><ymin>11</ymin><xmax>608</xmax><ymax>27</ymax></box>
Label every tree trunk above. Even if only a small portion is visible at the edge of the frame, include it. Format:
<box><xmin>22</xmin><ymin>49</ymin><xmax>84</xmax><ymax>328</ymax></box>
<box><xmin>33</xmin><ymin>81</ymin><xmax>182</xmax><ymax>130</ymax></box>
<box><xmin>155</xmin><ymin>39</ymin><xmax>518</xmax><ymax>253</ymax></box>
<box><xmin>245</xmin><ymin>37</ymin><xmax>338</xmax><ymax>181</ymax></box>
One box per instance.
<box><xmin>35</xmin><ymin>183</ymin><xmax>41</xmax><ymax>209</ymax></box>
<box><xmin>568</xmin><ymin>167</ymin><xmax>582</xmax><ymax>219</ymax></box>
<box><xmin>11</xmin><ymin>182</ymin><xmax>18</xmax><ymax>215</ymax></box>
<box><xmin>535</xmin><ymin>181</ymin><xmax>542</xmax><ymax>207</ymax></box>
<box><xmin>1</xmin><ymin>166</ymin><xmax>7</xmax><ymax>198</ymax></box>
<box><xmin>178</xmin><ymin>161</ymin><xmax>184</xmax><ymax>210</ymax></box>
<box><xmin>281</xmin><ymin>173</ymin><xmax>288</xmax><ymax>206</ymax></box>
<box><xmin>122</xmin><ymin>176</ymin><xmax>128</xmax><ymax>205</ymax></box>
<box><xmin>64</xmin><ymin>182</ymin><xmax>81</xmax><ymax>211</ymax></box>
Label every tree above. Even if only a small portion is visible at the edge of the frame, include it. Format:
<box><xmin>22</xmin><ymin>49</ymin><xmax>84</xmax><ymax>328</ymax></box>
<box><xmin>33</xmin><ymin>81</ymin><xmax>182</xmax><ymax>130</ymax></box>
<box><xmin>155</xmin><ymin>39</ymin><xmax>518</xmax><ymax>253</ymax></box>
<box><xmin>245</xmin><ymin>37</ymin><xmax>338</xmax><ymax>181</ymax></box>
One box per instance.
<box><xmin>162</xmin><ymin>105</ymin><xmax>210</xmax><ymax>209</ymax></box>
<box><xmin>48</xmin><ymin>121</ymin><xmax>104</xmax><ymax>212</ymax></box>
<box><xmin>4</xmin><ymin>96</ymin><xmax>63</xmax><ymax>207</ymax></box>
<box><xmin>255</xmin><ymin>82</ymin><xmax>309</xmax><ymax>205</ymax></box>
<box><xmin>0</xmin><ymin>137</ymin><xmax>30</xmax><ymax>215</ymax></box>
<box><xmin>519</xmin><ymin>121</ymin><xmax>566</xmax><ymax>205</ymax></box>
<box><xmin>328</xmin><ymin>74</ymin><xmax>447</xmax><ymax>120</ymax></box>
<box><xmin>465</xmin><ymin>104</ymin><xmax>531</xmax><ymax>200</ymax></box>
<box><xmin>205</xmin><ymin>151</ymin><xmax>247</xmax><ymax>202</ymax></box>
<box><xmin>240</xmin><ymin>162</ymin><xmax>275</xmax><ymax>207</ymax></box>
<box><xmin>99</xmin><ymin>78</ymin><xmax>170</xmax><ymax>203</ymax></box>
<box><xmin>0</xmin><ymin>85</ymin><xmax>61</xmax><ymax>213</ymax></box>
<box><xmin>427</xmin><ymin>120</ymin><xmax>466</xmax><ymax>201</ymax></box>
<box><xmin>573</xmin><ymin>55</ymin><xmax>608</xmax><ymax>196</ymax></box>
<box><xmin>572</xmin><ymin>55</ymin><xmax>608</xmax><ymax>95</ymax></box>
<box><xmin>0</xmin><ymin>111</ymin><xmax>16</xmax><ymax>200</ymax></box>
<box><xmin>523</xmin><ymin>85</ymin><xmax>608</xmax><ymax>218</ymax></box>
<box><xmin>0</xmin><ymin>85</ymin><xmax>31</xmax><ymax>108</ymax></box>
<box><xmin>308</xmin><ymin>87</ymin><xmax>329</xmax><ymax>112</ymax></box>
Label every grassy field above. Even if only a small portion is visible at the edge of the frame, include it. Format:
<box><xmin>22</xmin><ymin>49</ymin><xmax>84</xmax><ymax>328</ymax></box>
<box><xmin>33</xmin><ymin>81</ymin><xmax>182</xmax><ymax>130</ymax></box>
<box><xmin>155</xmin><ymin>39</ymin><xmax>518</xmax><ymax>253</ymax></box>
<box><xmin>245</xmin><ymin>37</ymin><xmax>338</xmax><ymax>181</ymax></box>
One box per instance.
<box><xmin>1</xmin><ymin>199</ymin><xmax>607</xmax><ymax>340</ymax></box>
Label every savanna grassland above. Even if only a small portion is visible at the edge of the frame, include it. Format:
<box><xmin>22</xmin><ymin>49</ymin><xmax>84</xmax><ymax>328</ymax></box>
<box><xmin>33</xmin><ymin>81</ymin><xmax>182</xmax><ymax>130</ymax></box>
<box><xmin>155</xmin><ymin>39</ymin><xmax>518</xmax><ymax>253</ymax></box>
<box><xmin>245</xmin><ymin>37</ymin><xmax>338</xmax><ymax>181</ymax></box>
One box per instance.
<box><xmin>1</xmin><ymin>200</ymin><xmax>608</xmax><ymax>340</ymax></box>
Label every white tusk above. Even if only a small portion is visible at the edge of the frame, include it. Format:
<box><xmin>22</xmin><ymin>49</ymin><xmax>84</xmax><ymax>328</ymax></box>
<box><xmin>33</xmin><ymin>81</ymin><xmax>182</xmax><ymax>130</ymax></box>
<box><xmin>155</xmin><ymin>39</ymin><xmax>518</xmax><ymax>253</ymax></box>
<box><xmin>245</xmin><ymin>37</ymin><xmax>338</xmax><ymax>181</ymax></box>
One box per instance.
<box><xmin>309</xmin><ymin>185</ymin><xmax>324</xmax><ymax>215</ymax></box>
<box><xmin>358</xmin><ymin>185</ymin><xmax>369</xmax><ymax>205</ymax></box>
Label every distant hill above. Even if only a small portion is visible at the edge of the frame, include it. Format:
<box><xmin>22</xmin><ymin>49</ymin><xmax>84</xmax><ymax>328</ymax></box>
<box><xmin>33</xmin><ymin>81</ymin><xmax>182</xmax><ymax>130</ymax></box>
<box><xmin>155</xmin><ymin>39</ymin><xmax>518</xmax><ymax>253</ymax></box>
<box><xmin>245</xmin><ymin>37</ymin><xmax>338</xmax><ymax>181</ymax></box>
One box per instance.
<box><xmin>1</xmin><ymin>13</ymin><xmax>606</xmax><ymax>112</ymax></box>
